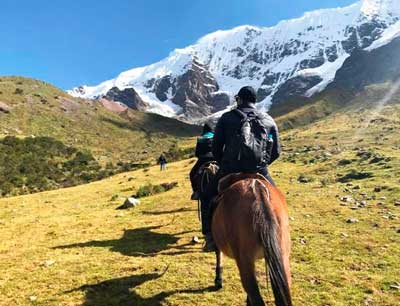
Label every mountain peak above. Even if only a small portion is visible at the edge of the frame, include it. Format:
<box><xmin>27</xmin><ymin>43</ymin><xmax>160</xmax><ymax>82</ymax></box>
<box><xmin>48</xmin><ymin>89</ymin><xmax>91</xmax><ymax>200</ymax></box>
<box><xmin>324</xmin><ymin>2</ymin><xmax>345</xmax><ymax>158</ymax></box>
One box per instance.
<box><xmin>361</xmin><ymin>0</ymin><xmax>400</xmax><ymax>17</ymax></box>
<box><xmin>69</xmin><ymin>0</ymin><xmax>400</xmax><ymax>123</ymax></box>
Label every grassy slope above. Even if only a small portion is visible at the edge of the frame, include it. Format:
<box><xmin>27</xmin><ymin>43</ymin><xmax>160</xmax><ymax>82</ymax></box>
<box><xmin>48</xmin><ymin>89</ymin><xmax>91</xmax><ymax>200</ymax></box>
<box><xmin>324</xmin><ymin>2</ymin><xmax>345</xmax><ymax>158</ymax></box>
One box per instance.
<box><xmin>0</xmin><ymin>101</ymin><xmax>399</xmax><ymax>305</ymax></box>
<box><xmin>0</xmin><ymin>76</ymin><xmax>199</xmax><ymax>164</ymax></box>
<box><xmin>274</xmin><ymin>82</ymin><xmax>400</xmax><ymax>132</ymax></box>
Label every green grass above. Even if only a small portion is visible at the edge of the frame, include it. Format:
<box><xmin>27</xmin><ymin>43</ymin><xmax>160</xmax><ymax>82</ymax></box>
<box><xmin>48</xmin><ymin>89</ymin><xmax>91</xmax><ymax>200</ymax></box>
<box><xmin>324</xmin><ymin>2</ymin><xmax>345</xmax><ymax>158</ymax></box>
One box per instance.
<box><xmin>0</xmin><ymin>76</ymin><xmax>199</xmax><ymax>166</ymax></box>
<box><xmin>0</xmin><ymin>102</ymin><xmax>399</xmax><ymax>305</ymax></box>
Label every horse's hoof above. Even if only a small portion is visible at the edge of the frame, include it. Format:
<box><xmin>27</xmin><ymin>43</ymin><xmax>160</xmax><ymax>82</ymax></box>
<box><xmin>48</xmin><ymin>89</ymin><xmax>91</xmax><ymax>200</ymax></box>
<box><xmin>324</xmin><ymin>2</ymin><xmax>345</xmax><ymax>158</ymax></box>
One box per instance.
<box><xmin>214</xmin><ymin>280</ymin><xmax>223</xmax><ymax>290</ymax></box>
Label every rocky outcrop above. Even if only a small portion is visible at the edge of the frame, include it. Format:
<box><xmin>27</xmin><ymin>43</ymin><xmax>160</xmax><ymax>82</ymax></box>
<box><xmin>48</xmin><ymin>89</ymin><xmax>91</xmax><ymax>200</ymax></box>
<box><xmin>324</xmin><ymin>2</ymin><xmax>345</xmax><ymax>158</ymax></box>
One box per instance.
<box><xmin>144</xmin><ymin>59</ymin><xmax>229</xmax><ymax>120</ymax></box>
<box><xmin>272</xmin><ymin>76</ymin><xmax>323</xmax><ymax>105</ymax></box>
<box><xmin>104</xmin><ymin>87</ymin><xmax>148</xmax><ymax>111</ymax></box>
<box><xmin>0</xmin><ymin>101</ymin><xmax>11</xmax><ymax>113</ymax></box>
<box><xmin>329</xmin><ymin>37</ymin><xmax>400</xmax><ymax>91</ymax></box>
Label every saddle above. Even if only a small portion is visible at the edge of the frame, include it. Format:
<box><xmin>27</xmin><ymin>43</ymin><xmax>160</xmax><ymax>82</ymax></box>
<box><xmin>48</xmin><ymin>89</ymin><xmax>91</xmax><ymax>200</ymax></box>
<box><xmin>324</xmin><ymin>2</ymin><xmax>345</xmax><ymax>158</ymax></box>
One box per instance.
<box><xmin>210</xmin><ymin>173</ymin><xmax>271</xmax><ymax>213</ymax></box>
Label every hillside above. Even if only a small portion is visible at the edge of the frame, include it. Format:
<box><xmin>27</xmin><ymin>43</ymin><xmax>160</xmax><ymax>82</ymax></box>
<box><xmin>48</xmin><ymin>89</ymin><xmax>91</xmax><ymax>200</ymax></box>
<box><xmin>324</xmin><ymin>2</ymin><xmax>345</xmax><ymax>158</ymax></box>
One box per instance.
<box><xmin>273</xmin><ymin>79</ymin><xmax>400</xmax><ymax>131</ymax></box>
<box><xmin>0</xmin><ymin>76</ymin><xmax>199</xmax><ymax>164</ymax></box>
<box><xmin>0</xmin><ymin>102</ymin><xmax>399</xmax><ymax>305</ymax></box>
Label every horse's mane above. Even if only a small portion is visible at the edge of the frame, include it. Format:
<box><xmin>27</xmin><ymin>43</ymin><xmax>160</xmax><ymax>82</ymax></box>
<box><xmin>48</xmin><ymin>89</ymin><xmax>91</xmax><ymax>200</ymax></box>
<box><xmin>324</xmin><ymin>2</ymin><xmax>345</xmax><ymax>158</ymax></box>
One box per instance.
<box><xmin>218</xmin><ymin>172</ymin><xmax>270</xmax><ymax>194</ymax></box>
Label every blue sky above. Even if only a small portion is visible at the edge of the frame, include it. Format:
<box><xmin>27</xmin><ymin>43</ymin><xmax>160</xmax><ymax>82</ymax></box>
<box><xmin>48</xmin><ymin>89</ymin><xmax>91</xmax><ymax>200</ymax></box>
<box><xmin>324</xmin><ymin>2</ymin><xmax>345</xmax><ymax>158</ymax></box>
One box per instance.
<box><xmin>0</xmin><ymin>0</ymin><xmax>356</xmax><ymax>89</ymax></box>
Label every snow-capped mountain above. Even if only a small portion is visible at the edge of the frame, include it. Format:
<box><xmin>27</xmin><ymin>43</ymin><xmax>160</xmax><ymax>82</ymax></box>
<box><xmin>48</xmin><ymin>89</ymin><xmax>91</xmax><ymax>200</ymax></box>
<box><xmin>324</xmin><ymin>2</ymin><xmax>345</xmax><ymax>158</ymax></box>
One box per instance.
<box><xmin>69</xmin><ymin>0</ymin><xmax>400</xmax><ymax>123</ymax></box>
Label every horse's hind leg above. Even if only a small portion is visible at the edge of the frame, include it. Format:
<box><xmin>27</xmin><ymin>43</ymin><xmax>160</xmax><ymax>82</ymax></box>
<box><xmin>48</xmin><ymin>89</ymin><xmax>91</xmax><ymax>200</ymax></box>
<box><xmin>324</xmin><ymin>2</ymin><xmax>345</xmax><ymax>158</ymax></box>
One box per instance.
<box><xmin>237</xmin><ymin>258</ymin><xmax>265</xmax><ymax>306</ymax></box>
<box><xmin>279</xmin><ymin>217</ymin><xmax>292</xmax><ymax>288</ymax></box>
<box><xmin>215</xmin><ymin>251</ymin><xmax>223</xmax><ymax>289</ymax></box>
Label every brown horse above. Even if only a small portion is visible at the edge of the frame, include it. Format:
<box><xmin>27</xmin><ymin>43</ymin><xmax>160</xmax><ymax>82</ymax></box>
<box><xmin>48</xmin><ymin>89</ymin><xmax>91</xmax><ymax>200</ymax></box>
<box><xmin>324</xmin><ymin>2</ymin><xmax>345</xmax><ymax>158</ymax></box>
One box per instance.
<box><xmin>212</xmin><ymin>173</ymin><xmax>292</xmax><ymax>306</ymax></box>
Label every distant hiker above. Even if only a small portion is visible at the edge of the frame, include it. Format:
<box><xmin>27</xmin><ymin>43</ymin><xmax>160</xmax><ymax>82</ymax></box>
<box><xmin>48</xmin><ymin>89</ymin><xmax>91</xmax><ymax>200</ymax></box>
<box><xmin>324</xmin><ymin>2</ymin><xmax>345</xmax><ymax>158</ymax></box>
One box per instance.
<box><xmin>158</xmin><ymin>154</ymin><xmax>167</xmax><ymax>171</ymax></box>
<box><xmin>189</xmin><ymin>122</ymin><xmax>215</xmax><ymax>200</ymax></box>
<box><xmin>201</xmin><ymin>86</ymin><xmax>281</xmax><ymax>251</ymax></box>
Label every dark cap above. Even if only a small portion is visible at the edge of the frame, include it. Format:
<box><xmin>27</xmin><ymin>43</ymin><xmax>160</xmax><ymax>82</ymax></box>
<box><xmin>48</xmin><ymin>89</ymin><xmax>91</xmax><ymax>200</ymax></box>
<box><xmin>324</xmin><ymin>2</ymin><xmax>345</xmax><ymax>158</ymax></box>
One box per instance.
<box><xmin>236</xmin><ymin>86</ymin><xmax>257</xmax><ymax>103</ymax></box>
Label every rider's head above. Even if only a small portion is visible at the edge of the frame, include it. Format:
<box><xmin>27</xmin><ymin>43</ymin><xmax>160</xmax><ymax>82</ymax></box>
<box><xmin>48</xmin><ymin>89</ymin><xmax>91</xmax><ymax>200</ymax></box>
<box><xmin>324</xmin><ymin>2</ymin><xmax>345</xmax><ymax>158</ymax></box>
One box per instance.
<box><xmin>202</xmin><ymin>122</ymin><xmax>214</xmax><ymax>135</ymax></box>
<box><xmin>235</xmin><ymin>86</ymin><xmax>257</xmax><ymax>106</ymax></box>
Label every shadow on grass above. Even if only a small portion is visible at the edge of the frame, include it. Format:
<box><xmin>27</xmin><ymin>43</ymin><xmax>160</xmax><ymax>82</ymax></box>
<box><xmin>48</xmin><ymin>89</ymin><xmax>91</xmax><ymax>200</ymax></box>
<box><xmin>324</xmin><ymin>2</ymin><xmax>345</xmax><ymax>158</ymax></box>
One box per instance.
<box><xmin>142</xmin><ymin>207</ymin><xmax>196</xmax><ymax>216</ymax></box>
<box><xmin>54</xmin><ymin>226</ymin><xmax>199</xmax><ymax>257</ymax></box>
<box><xmin>67</xmin><ymin>271</ymin><xmax>217</xmax><ymax>306</ymax></box>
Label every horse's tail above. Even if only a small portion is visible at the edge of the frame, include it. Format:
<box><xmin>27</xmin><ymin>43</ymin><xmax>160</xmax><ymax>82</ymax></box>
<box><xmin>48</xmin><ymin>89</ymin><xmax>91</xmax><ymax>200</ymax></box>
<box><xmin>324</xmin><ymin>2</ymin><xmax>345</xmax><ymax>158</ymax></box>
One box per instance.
<box><xmin>252</xmin><ymin>179</ymin><xmax>292</xmax><ymax>306</ymax></box>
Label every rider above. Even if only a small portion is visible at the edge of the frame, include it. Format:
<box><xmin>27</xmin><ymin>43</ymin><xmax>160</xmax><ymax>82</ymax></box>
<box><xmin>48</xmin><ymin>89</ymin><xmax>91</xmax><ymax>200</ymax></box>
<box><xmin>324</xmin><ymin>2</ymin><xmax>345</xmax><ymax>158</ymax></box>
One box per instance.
<box><xmin>189</xmin><ymin>122</ymin><xmax>215</xmax><ymax>200</ymax></box>
<box><xmin>201</xmin><ymin>86</ymin><xmax>281</xmax><ymax>251</ymax></box>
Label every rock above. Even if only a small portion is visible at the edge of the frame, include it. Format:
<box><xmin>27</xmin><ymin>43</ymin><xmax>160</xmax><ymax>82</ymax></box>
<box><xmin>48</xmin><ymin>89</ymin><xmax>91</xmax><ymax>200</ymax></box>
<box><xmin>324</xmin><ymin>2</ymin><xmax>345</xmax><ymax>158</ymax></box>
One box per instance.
<box><xmin>104</xmin><ymin>87</ymin><xmax>148</xmax><ymax>110</ymax></box>
<box><xmin>191</xmin><ymin>236</ymin><xmax>200</xmax><ymax>244</ymax></box>
<box><xmin>299</xmin><ymin>238</ymin><xmax>307</xmax><ymax>245</ymax></box>
<box><xmin>297</xmin><ymin>174</ymin><xmax>313</xmax><ymax>183</ymax></box>
<box><xmin>29</xmin><ymin>296</ymin><xmax>37</xmax><ymax>302</ymax></box>
<box><xmin>374</xmin><ymin>186</ymin><xmax>382</xmax><ymax>192</ymax></box>
<box><xmin>347</xmin><ymin>218</ymin><xmax>359</xmax><ymax>224</ymax></box>
<box><xmin>341</xmin><ymin>232</ymin><xmax>349</xmax><ymax>238</ymax></box>
<box><xmin>41</xmin><ymin>260</ymin><xmax>55</xmax><ymax>267</ymax></box>
<box><xmin>0</xmin><ymin>101</ymin><xmax>11</xmax><ymax>113</ymax></box>
<box><xmin>340</xmin><ymin>196</ymin><xmax>354</xmax><ymax>203</ymax></box>
<box><xmin>117</xmin><ymin>197</ymin><xmax>140</xmax><ymax>210</ymax></box>
<box><xmin>289</xmin><ymin>217</ymin><xmax>295</xmax><ymax>221</ymax></box>
<box><xmin>389</xmin><ymin>282</ymin><xmax>400</xmax><ymax>290</ymax></box>
<box><xmin>379</xmin><ymin>196</ymin><xmax>387</xmax><ymax>200</ymax></box>
<box><xmin>394</xmin><ymin>200</ymin><xmax>400</xmax><ymax>206</ymax></box>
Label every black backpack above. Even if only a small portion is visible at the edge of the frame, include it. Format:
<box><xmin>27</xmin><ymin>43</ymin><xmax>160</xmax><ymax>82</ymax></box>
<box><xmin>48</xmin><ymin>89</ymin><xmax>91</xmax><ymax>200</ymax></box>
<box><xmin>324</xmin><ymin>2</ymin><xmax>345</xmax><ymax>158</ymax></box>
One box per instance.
<box><xmin>225</xmin><ymin>109</ymin><xmax>269</xmax><ymax>171</ymax></box>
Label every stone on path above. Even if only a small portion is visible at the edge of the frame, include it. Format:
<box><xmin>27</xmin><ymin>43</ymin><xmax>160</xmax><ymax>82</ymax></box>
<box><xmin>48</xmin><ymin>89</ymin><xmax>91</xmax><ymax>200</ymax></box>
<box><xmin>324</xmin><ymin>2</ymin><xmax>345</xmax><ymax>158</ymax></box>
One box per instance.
<box><xmin>191</xmin><ymin>236</ymin><xmax>200</xmax><ymax>244</ymax></box>
<box><xmin>117</xmin><ymin>197</ymin><xmax>140</xmax><ymax>210</ymax></box>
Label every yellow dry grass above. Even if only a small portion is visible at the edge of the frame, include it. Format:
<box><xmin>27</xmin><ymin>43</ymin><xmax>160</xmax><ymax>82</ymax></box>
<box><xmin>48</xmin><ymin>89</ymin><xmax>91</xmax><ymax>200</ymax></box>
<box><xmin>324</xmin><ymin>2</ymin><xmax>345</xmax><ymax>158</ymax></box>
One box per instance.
<box><xmin>1</xmin><ymin>104</ymin><xmax>400</xmax><ymax>306</ymax></box>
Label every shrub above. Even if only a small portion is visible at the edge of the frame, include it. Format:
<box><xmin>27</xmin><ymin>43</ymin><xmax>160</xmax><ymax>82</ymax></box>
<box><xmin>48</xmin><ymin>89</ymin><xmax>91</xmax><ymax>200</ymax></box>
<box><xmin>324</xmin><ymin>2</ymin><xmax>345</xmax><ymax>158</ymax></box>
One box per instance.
<box><xmin>14</xmin><ymin>88</ymin><xmax>24</xmax><ymax>95</ymax></box>
<box><xmin>338</xmin><ymin>159</ymin><xmax>353</xmax><ymax>166</ymax></box>
<box><xmin>165</xmin><ymin>142</ymin><xmax>194</xmax><ymax>162</ymax></box>
<box><xmin>134</xmin><ymin>182</ymin><xmax>178</xmax><ymax>198</ymax></box>
<box><xmin>0</xmin><ymin>136</ymin><xmax>108</xmax><ymax>196</ymax></box>
<box><xmin>297</xmin><ymin>174</ymin><xmax>314</xmax><ymax>183</ymax></box>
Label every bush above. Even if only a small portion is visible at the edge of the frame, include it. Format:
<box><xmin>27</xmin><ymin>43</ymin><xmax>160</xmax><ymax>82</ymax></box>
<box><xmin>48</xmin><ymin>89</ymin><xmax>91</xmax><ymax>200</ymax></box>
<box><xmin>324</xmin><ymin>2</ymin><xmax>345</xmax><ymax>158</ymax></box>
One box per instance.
<box><xmin>0</xmin><ymin>136</ymin><xmax>108</xmax><ymax>196</ymax></box>
<box><xmin>134</xmin><ymin>182</ymin><xmax>178</xmax><ymax>198</ymax></box>
<box><xmin>165</xmin><ymin>142</ymin><xmax>195</xmax><ymax>162</ymax></box>
<box><xmin>338</xmin><ymin>159</ymin><xmax>353</xmax><ymax>166</ymax></box>
<box><xmin>297</xmin><ymin>174</ymin><xmax>314</xmax><ymax>183</ymax></box>
<box><xmin>14</xmin><ymin>88</ymin><xmax>24</xmax><ymax>95</ymax></box>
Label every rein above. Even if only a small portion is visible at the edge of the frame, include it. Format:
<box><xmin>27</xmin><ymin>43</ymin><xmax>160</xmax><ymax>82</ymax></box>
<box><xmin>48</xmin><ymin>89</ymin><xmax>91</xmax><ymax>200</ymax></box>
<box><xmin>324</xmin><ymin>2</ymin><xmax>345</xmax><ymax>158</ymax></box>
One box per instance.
<box><xmin>197</xmin><ymin>162</ymin><xmax>218</xmax><ymax>222</ymax></box>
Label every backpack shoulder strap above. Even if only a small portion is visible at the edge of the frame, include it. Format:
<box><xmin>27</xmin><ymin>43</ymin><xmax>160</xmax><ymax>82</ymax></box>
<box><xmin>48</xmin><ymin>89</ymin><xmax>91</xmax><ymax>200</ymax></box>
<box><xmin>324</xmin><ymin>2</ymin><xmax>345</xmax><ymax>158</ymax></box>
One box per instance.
<box><xmin>233</xmin><ymin>108</ymin><xmax>247</xmax><ymax>120</ymax></box>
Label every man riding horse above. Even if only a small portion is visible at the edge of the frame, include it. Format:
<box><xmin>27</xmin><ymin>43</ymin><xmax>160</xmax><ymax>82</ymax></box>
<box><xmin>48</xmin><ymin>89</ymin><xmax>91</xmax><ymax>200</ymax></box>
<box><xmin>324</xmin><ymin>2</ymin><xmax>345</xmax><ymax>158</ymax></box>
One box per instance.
<box><xmin>189</xmin><ymin>122</ymin><xmax>215</xmax><ymax>201</ymax></box>
<box><xmin>201</xmin><ymin>86</ymin><xmax>281</xmax><ymax>252</ymax></box>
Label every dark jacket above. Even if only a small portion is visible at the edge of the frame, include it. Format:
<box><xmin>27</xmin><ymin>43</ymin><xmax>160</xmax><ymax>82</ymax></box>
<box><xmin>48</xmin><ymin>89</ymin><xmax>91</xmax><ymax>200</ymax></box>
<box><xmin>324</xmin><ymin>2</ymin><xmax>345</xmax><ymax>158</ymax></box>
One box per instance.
<box><xmin>195</xmin><ymin>132</ymin><xmax>214</xmax><ymax>159</ymax></box>
<box><xmin>212</xmin><ymin>103</ymin><xmax>281</xmax><ymax>172</ymax></box>
<box><xmin>158</xmin><ymin>154</ymin><xmax>167</xmax><ymax>164</ymax></box>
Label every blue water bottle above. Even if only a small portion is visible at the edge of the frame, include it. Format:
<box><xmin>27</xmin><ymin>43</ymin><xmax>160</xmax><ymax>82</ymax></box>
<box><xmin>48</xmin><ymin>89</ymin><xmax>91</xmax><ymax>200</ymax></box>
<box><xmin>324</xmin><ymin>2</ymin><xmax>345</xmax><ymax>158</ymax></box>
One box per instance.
<box><xmin>266</xmin><ymin>134</ymin><xmax>274</xmax><ymax>163</ymax></box>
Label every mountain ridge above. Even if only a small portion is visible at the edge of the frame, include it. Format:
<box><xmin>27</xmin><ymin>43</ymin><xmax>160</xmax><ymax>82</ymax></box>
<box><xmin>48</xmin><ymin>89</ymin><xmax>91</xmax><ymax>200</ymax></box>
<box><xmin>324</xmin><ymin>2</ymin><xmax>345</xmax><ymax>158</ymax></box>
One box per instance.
<box><xmin>69</xmin><ymin>0</ymin><xmax>400</xmax><ymax>123</ymax></box>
